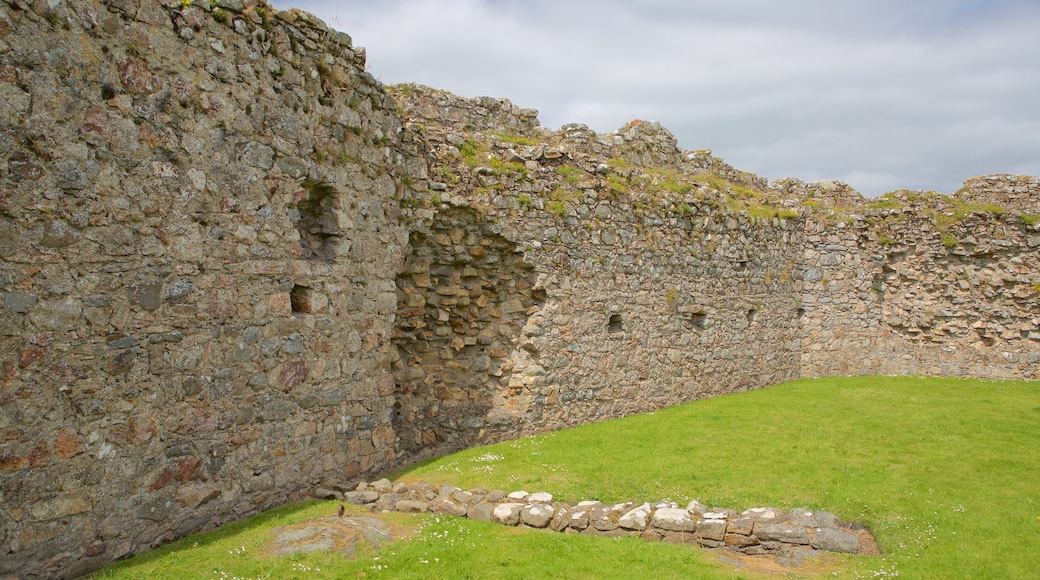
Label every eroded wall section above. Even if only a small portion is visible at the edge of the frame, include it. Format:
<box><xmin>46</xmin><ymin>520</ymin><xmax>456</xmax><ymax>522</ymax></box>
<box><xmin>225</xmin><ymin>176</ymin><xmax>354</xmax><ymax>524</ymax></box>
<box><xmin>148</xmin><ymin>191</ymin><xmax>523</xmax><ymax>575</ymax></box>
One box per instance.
<box><xmin>799</xmin><ymin>197</ymin><xmax>1040</xmax><ymax>379</ymax></box>
<box><xmin>0</xmin><ymin>1</ymin><xmax>420</xmax><ymax>577</ymax></box>
<box><xmin>391</xmin><ymin>88</ymin><xmax>804</xmax><ymax>461</ymax></box>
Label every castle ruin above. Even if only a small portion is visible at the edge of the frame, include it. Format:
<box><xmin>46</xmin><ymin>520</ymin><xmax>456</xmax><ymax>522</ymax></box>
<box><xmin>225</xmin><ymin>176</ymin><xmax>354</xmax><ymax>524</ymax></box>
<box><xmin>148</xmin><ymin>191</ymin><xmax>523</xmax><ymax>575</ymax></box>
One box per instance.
<box><xmin>0</xmin><ymin>1</ymin><xmax>1037</xmax><ymax>577</ymax></box>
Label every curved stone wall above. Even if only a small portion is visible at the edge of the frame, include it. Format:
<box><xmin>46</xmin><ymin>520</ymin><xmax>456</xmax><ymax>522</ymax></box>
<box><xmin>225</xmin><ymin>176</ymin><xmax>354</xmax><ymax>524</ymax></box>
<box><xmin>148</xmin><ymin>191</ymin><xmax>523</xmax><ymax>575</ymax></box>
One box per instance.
<box><xmin>0</xmin><ymin>1</ymin><xmax>1037</xmax><ymax>578</ymax></box>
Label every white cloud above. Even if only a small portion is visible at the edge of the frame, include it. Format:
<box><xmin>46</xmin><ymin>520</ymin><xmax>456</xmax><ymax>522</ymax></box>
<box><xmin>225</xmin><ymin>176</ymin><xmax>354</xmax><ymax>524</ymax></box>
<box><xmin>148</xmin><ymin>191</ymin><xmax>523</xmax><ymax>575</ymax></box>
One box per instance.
<box><xmin>272</xmin><ymin>0</ymin><xmax>1040</xmax><ymax>196</ymax></box>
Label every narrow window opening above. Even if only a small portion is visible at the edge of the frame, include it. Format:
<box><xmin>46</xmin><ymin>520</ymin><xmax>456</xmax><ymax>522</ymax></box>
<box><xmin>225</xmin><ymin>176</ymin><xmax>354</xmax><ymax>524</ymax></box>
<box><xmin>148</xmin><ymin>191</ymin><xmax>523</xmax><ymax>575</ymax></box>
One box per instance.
<box><xmin>690</xmin><ymin>313</ymin><xmax>707</xmax><ymax>329</ymax></box>
<box><xmin>290</xmin><ymin>285</ymin><xmax>313</xmax><ymax>313</ymax></box>
<box><xmin>746</xmin><ymin>308</ymin><xmax>757</xmax><ymax>325</ymax></box>
<box><xmin>796</xmin><ymin>307</ymin><xmax>806</xmax><ymax>320</ymax></box>
<box><xmin>607</xmin><ymin>314</ymin><xmax>624</xmax><ymax>333</ymax></box>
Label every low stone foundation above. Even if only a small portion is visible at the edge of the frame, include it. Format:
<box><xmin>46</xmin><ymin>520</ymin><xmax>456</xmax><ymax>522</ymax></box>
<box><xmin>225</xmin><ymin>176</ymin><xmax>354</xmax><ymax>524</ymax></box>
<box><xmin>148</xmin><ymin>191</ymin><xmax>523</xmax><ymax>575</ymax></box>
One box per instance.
<box><xmin>317</xmin><ymin>479</ymin><xmax>878</xmax><ymax>558</ymax></box>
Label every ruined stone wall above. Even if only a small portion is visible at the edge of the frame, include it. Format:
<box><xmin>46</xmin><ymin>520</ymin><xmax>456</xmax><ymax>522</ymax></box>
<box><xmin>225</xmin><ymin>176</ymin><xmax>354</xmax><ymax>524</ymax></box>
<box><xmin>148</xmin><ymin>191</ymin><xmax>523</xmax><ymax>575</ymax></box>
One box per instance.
<box><xmin>390</xmin><ymin>88</ymin><xmax>803</xmax><ymax>461</ymax></box>
<box><xmin>799</xmin><ymin>209</ymin><xmax>1040</xmax><ymax>379</ymax></box>
<box><xmin>390</xmin><ymin>86</ymin><xmax>1040</xmax><ymax>463</ymax></box>
<box><xmin>0</xmin><ymin>1</ymin><xmax>422</xmax><ymax>577</ymax></box>
<box><xmin>955</xmin><ymin>174</ymin><xmax>1040</xmax><ymax>214</ymax></box>
<box><xmin>1</xmin><ymin>3</ymin><xmax>1038</xmax><ymax>578</ymax></box>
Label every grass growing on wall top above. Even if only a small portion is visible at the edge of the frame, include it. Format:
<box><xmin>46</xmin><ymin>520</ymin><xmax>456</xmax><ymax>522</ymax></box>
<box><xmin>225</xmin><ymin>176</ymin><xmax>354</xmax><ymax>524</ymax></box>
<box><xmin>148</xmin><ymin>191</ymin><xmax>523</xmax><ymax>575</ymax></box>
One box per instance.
<box><xmin>93</xmin><ymin>376</ymin><xmax>1040</xmax><ymax>579</ymax></box>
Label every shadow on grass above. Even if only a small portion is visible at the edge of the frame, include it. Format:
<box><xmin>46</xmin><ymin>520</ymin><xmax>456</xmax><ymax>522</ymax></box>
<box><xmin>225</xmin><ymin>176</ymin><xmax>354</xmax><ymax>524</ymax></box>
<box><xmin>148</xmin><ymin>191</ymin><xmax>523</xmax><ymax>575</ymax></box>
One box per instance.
<box><xmin>93</xmin><ymin>500</ymin><xmax>324</xmax><ymax>577</ymax></box>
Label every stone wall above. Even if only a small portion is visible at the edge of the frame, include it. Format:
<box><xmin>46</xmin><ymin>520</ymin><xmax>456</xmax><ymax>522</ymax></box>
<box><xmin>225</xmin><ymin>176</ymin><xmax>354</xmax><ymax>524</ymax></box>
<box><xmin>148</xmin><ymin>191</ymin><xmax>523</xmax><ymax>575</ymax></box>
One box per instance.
<box><xmin>389</xmin><ymin>87</ymin><xmax>804</xmax><ymax>460</ymax></box>
<box><xmin>336</xmin><ymin>478</ymin><xmax>877</xmax><ymax>558</ymax></box>
<box><xmin>0</xmin><ymin>2</ymin><xmax>1038</xmax><ymax>578</ymax></box>
<box><xmin>0</xmin><ymin>1</ymin><xmax>422</xmax><ymax>577</ymax></box>
<box><xmin>389</xmin><ymin>85</ymin><xmax>1039</xmax><ymax>461</ymax></box>
<box><xmin>794</xmin><ymin>185</ymin><xmax>1040</xmax><ymax>379</ymax></box>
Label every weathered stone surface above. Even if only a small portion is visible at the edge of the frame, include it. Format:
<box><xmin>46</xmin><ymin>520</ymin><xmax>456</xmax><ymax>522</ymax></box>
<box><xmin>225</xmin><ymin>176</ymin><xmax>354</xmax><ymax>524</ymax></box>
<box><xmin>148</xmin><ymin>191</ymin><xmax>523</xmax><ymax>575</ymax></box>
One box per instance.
<box><xmin>725</xmin><ymin>533</ymin><xmax>760</xmax><ymax>548</ymax></box>
<box><xmin>344</xmin><ymin>491</ymin><xmax>380</xmax><ymax>505</ymax></box>
<box><xmin>727</xmin><ymin>516</ymin><xmax>756</xmax><ymax>536</ymax></box>
<box><xmin>3</xmin><ymin>292</ymin><xmax>37</xmax><ymax>313</ymax></box>
<box><xmin>429</xmin><ymin>498</ymin><xmax>468</xmax><ymax>517</ymax></box>
<box><xmin>618</xmin><ymin>503</ymin><xmax>652</xmax><ymax>531</ymax></box>
<box><xmin>467</xmin><ymin>503</ymin><xmax>494</xmax><ymax>522</ymax></box>
<box><xmin>128</xmin><ymin>282</ymin><xmax>163</xmax><ymax>311</ymax></box>
<box><xmin>788</xmin><ymin>508</ymin><xmax>820</xmax><ymax>527</ymax></box>
<box><xmin>395</xmin><ymin>499</ymin><xmax>429</xmax><ymax>513</ymax></box>
<box><xmin>267</xmin><ymin>516</ymin><xmax>392</xmax><ymax>557</ymax></box>
<box><xmin>756</xmin><ymin>523</ymin><xmax>811</xmax><ymax>545</ymax></box>
<box><xmin>492</xmin><ymin>503</ymin><xmax>523</xmax><ymax>526</ymax></box>
<box><xmin>811</xmin><ymin>527</ymin><xmax>860</xmax><ymax>553</ymax></box>
<box><xmin>696</xmin><ymin>518</ymin><xmax>728</xmax><ymax>541</ymax></box>
<box><xmin>549</xmin><ymin>505</ymin><xmax>571</xmax><ymax>532</ymax></box>
<box><xmin>813</xmin><ymin>511</ymin><xmax>839</xmax><ymax>528</ymax></box>
<box><xmin>590</xmin><ymin>504</ymin><xmax>622</xmax><ymax>531</ymax></box>
<box><xmin>528</xmin><ymin>492</ymin><xmax>553</xmax><ymax>503</ymax></box>
<box><xmin>686</xmin><ymin>500</ymin><xmax>709</xmax><ymax>515</ymax></box>
<box><xmin>567</xmin><ymin>507</ymin><xmax>591</xmax><ymax>530</ymax></box>
<box><xmin>652</xmin><ymin>508</ymin><xmax>696</xmax><ymax>532</ymax></box>
<box><xmin>241</xmin><ymin>142</ymin><xmax>275</xmax><ymax>169</ymax></box>
<box><xmin>312</xmin><ymin>488</ymin><xmax>341</xmax><ymax>500</ymax></box>
<box><xmin>520</xmin><ymin>504</ymin><xmax>554</xmax><ymax>528</ymax></box>
<box><xmin>40</xmin><ymin>220</ymin><xmax>80</xmax><ymax>248</ymax></box>
<box><xmin>135</xmin><ymin>497</ymin><xmax>173</xmax><ymax>522</ymax></box>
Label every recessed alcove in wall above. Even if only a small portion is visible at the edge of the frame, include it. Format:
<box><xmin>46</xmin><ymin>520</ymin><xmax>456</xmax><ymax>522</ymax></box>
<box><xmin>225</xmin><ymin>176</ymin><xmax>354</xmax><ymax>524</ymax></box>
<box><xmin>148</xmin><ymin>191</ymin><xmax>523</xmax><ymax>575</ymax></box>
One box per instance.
<box><xmin>746</xmin><ymin>308</ymin><xmax>757</xmax><ymax>325</ymax></box>
<box><xmin>290</xmin><ymin>285</ymin><xmax>314</xmax><ymax>314</ymax></box>
<box><xmin>689</xmin><ymin>312</ymin><xmax>708</xmax><ymax>329</ymax></box>
<box><xmin>295</xmin><ymin>179</ymin><xmax>340</xmax><ymax>261</ymax></box>
<box><xmin>607</xmin><ymin>314</ymin><xmax>624</xmax><ymax>333</ymax></box>
<box><xmin>392</xmin><ymin>205</ymin><xmax>544</xmax><ymax>457</ymax></box>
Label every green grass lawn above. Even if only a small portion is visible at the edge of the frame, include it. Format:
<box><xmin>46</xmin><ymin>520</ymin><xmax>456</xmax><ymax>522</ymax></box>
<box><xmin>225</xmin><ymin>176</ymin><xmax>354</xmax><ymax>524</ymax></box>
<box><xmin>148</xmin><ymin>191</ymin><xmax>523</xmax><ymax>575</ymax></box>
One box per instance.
<box><xmin>93</xmin><ymin>376</ymin><xmax>1040</xmax><ymax>579</ymax></box>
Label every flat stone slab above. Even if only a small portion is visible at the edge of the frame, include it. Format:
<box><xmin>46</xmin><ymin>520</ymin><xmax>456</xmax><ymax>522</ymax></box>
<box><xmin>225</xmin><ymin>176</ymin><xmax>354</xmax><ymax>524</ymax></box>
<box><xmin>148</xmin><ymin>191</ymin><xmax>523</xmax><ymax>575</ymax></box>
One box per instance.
<box><xmin>652</xmin><ymin>507</ymin><xmax>696</xmax><ymax>532</ymax></box>
<box><xmin>266</xmin><ymin>516</ymin><xmax>392</xmax><ymax>557</ymax></box>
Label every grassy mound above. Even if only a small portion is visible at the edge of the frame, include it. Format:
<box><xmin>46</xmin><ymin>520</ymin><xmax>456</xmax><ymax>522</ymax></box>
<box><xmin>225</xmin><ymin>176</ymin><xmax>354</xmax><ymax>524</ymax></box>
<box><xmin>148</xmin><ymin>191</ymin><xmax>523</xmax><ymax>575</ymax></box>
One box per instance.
<box><xmin>94</xmin><ymin>376</ymin><xmax>1040</xmax><ymax>579</ymax></box>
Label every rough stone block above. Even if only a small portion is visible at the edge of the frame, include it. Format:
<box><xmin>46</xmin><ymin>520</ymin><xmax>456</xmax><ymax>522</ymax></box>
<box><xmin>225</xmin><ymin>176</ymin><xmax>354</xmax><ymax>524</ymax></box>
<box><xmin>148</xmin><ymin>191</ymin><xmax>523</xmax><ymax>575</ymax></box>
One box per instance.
<box><xmin>128</xmin><ymin>282</ymin><xmax>163</xmax><ymax>311</ymax></box>
<box><xmin>344</xmin><ymin>491</ymin><xmax>380</xmax><ymax>505</ymax></box>
<box><xmin>520</xmin><ymin>504</ymin><xmax>554</xmax><ymax>528</ymax></box>
<box><xmin>755</xmin><ymin>523</ymin><xmax>810</xmax><ymax>545</ymax></box>
<box><xmin>2</xmin><ymin>292</ymin><xmax>37</xmax><ymax>313</ymax></box>
<box><xmin>810</xmin><ymin>527</ymin><xmax>860</xmax><ymax>554</ymax></box>
<box><xmin>567</xmin><ymin>507</ymin><xmax>590</xmax><ymax>530</ymax></box>
<box><xmin>467</xmin><ymin>503</ymin><xmax>494</xmax><ymax>522</ymax></box>
<box><xmin>590</xmin><ymin>504</ymin><xmax>620</xmax><ymax>531</ymax></box>
<box><xmin>429</xmin><ymin>498</ymin><xmax>468</xmax><ymax>517</ymax></box>
<box><xmin>492</xmin><ymin>503</ymin><xmax>523</xmax><ymax>526</ymax></box>
<box><xmin>727</xmin><ymin>516</ymin><xmax>756</xmax><ymax>536</ymax></box>
<box><xmin>724</xmin><ymin>533</ymin><xmax>759</xmax><ymax>548</ymax></box>
<box><xmin>695</xmin><ymin>518</ymin><xmax>728</xmax><ymax>541</ymax></box>
<box><xmin>618</xmin><ymin>503</ymin><xmax>651</xmax><ymax>531</ymax></box>
<box><xmin>652</xmin><ymin>507</ymin><xmax>696</xmax><ymax>532</ymax></box>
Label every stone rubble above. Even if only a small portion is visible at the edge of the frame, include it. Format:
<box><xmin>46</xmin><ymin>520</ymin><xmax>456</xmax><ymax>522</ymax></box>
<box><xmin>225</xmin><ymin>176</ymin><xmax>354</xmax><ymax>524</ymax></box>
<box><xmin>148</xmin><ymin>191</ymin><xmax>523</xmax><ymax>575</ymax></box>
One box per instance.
<box><xmin>332</xmin><ymin>479</ymin><xmax>876</xmax><ymax>558</ymax></box>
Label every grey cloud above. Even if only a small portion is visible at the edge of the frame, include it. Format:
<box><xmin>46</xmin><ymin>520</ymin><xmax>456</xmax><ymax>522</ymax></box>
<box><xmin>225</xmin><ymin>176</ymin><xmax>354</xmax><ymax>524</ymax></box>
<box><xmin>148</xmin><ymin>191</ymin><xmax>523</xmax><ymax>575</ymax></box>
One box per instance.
<box><xmin>274</xmin><ymin>0</ymin><xmax>1040</xmax><ymax>196</ymax></box>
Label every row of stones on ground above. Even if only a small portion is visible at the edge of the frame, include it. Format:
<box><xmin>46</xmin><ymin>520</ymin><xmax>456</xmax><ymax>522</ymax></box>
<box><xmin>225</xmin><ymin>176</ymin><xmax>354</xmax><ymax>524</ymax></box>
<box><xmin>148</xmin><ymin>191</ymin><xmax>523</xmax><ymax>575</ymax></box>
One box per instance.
<box><xmin>315</xmin><ymin>479</ymin><xmax>871</xmax><ymax>556</ymax></box>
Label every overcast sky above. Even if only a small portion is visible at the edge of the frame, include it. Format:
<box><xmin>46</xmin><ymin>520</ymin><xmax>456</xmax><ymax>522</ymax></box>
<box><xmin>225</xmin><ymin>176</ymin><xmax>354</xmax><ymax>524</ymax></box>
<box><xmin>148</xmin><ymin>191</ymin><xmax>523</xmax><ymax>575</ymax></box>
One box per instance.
<box><xmin>270</xmin><ymin>0</ymin><xmax>1040</xmax><ymax>196</ymax></box>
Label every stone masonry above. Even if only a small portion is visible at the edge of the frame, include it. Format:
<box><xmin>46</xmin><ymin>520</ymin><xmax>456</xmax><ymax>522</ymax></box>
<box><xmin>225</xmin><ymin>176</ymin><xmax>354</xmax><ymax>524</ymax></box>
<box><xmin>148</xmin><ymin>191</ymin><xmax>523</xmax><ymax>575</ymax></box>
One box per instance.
<box><xmin>327</xmin><ymin>478</ymin><xmax>878</xmax><ymax>558</ymax></box>
<box><xmin>0</xmin><ymin>1</ymin><xmax>1038</xmax><ymax>578</ymax></box>
<box><xmin>0</xmin><ymin>1</ymin><xmax>421</xmax><ymax>577</ymax></box>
